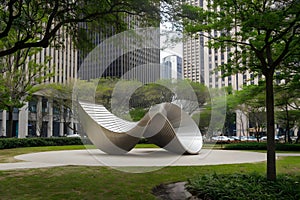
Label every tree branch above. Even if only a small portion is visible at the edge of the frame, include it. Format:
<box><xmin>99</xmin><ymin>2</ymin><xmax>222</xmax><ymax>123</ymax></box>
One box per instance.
<box><xmin>0</xmin><ymin>0</ymin><xmax>22</xmax><ymax>38</ymax></box>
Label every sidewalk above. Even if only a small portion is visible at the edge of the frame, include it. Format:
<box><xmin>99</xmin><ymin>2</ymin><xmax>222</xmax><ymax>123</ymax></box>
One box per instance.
<box><xmin>0</xmin><ymin>148</ymin><xmax>271</xmax><ymax>171</ymax></box>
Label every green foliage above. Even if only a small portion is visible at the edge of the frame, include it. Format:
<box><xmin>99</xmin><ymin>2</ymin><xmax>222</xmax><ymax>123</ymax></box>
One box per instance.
<box><xmin>0</xmin><ymin>0</ymin><xmax>177</xmax><ymax>57</ymax></box>
<box><xmin>0</xmin><ymin>47</ymin><xmax>53</xmax><ymax>111</ymax></box>
<box><xmin>95</xmin><ymin>78</ymin><xmax>119</xmax><ymax>109</ymax></box>
<box><xmin>129</xmin><ymin>108</ymin><xmax>148</xmax><ymax>121</ymax></box>
<box><xmin>192</xmin><ymin>108</ymin><xmax>211</xmax><ymax>135</ymax></box>
<box><xmin>0</xmin><ymin>152</ymin><xmax>299</xmax><ymax>199</ymax></box>
<box><xmin>276</xmin><ymin>110</ymin><xmax>300</xmax><ymax>130</ymax></box>
<box><xmin>227</xmin><ymin>82</ymin><xmax>265</xmax><ymax>111</ymax></box>
<box><xmin>182</xmin><ymin>3</ymin><xmax>300</xmax><ymax>181</ymax></box>
<box><xmin>0</xmin><ymin>45</ymin><xmax>54</xmax><ymax>137</ymax></box>
<box><xmin>187</xmin><ymin>173</ymin><xmax>300</xmax><ymax>200</ymax></box>
<box><xmin>274</xmin><ymin>81</ymin><xmax>300</xmax><ymax>131</ymax></box>
<box><xmin>182</xmin><ymin>0</ymin><xmax>300</xmax><ymax>76</ymax></box>
<box><xmin>224</xmin><ymin>143</ymin><xmax>300</xmax><ymax>151</ymax></box>
<box><xmin>130</xmin><ymin>82</ymin><xmax>175</xmax><ymax>109</ymax></box>
<box><xmin>227</xmin><ymin>83</ymin><xmax>267</xmax><ymax>138</ymax></box>
<box><xmin>0</xmin><ymin>137</ymin><xmax>92</xmax><ymax>150</ymax></box>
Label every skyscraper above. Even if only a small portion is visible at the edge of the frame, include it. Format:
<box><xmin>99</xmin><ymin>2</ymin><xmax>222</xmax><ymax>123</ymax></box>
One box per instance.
<box><xmin>0</xmin><ymin>26</ymin><xmax>78</xmax><ymax>138</ymax></box>
<box><xmin>0</xmin><ymin>22</ymin><xmax>160</xmax><ymax>138</ymax></box>
<box><xmin>161</xmin><ymin>55</ymin><xmax>183</xmax><ymax>80</ymax></box>
<box><xmin>77</xmin><ymin>20</ymin><xmax>160</xmax><ymax>84</ymax></box>
<box><xmin>183</xmin><ymin>0</ymin><xmax>259</xmax><ymax>90</ymax></box>
<box><xmin>182</xmin><ymin>0</ymin><xmax>261</xmax><ymax>136</ymax></box>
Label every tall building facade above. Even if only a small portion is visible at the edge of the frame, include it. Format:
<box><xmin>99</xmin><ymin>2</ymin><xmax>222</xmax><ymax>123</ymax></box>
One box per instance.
<box><xmin>0</xmin><ymin>22</ymin><xmax>160</xmax><ymax>138</ymax></box>
<box><xmin>78</xmin><ymin>20</ymin><xmax>160</xmax><ymax>84</ymax></box>
<box><xmin>182</xmin><ymin>0</ymin><xmax>260</xmax><ymax>136</ymax></box>
<box><xmin>161</xmin><ymin>55</ymin><xmax>183</xmax><ymax>80</ymax></box>
<box><xmin>183</xmin><ymin>0</ymin><xmax>259</xmax><ymax>90</ymax></box>
<box><xmin>0</xmin><ymin>26</ymin><xmax>78</xmax><ymax>138</ymax></box>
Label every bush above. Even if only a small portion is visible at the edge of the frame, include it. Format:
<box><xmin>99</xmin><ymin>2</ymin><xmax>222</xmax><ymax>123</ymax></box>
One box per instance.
<box><xmin>275</xmin><ymin>143</ymin><xmax>300</xmax><ymax>151</ymax></box>
<box><xmin>138</xmin><ymin>137</ymin><xmax>149</xmax><ymax>144</ymax></box>
<box><xmin>129</xmin><ymin>108</ymin><xmax>148</xmax><ymax>121</ymax></box>
<box><xmin>0</xmin><ymin>137</ymin><xmax>88</xmax><ymax>149</ymax></box>
<box><xmin>187</xmin><ymin>173</ymin><xmax>300</xmax><ymax>200</ymax></box>
<box><xmin>224</xmin><ymin>142</ymin><xmax>267</xmax><ymax>150</ymax></box>
<box><xmin>224</xmin><ymin>142</ymin><xmax>300</xmax><ymax>151</ymax></box>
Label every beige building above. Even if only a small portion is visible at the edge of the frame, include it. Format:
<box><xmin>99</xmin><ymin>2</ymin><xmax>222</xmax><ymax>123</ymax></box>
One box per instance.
<box><xmin>182</xmin><ymin>0</ymin><xmax>260</xmax><ymax>136</ymax></box>
<box><xmin>0</xmin><ymin>24</ymin><xmax>160</xmax><ymax>138</ymax></box>
<box><xmin>0</xmin><ymin>26</ymin><xmax>78</xmax><ymax>138</ymax></box>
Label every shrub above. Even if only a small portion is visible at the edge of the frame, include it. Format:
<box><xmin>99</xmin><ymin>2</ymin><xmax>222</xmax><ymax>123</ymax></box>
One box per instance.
<box><xmin>129</xmin><ymin>108</ymin><xmax>148</xmax><ymax>121</ymax></box>
<box><xmin>224</xmin><ymin>142</ymin><xmax>300</xmax><ymax>151</ymax></box>
<box><xmin>187</xmin><ymin>173</ymin><xmax>300</xmax><ymax>200</ymax></box>
<box><xmin>0</xmin><ymin>137</ymin><xmax>88</xmax><ymax>149</ymax></box>
<box><xmin>275</xmin><ymin>143</ymin><xmax>300</xmax><ymax>151</ymax></box>
<box><xmin>224</xmin><ymin>142</ymin><xmax>267</xmax><ymax>150</ymax></box>
<box><xmin>138</xmin><ymin>137</ymin><xmax>149</xmax><ymax>144</ymax></box>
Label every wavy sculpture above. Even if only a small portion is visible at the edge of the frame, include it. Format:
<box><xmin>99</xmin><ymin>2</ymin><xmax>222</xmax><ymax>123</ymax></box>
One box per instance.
<box><xmin>77</xmin><ymin>101</ymin><xmax>203</xmax><ymax>155</ymax></box>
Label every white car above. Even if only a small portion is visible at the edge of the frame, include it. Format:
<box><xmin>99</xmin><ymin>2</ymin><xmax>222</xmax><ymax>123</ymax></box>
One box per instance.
<box><xmin>211</xmin><ymin>136</ymin><xmax>232</xmax><ymax>143</ymax></box>
<box><xmin>260</xmin><ymin>136</ymin><xmax>279</xmax><ymax>141</ymax></box>
<box><xmin>240</xmin><ymin>136</ymin><xmax>257</xmax><ymax>142</ymax></box>
<box><xmin>66</xmin><ymin>134</ymin><xmax>81</xmax><ymax>138</ymax></box>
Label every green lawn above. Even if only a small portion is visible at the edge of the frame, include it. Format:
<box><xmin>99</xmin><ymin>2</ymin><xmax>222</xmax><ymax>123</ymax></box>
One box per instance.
<box><xmin>0</xmin><ymin>145</ymin><xmax>299</xmax><ymax>199</ymax></box>
<box><xmin>0</xmin><ymin>157</ymin><xmax>299</xmax><ymax>199</ymax></box>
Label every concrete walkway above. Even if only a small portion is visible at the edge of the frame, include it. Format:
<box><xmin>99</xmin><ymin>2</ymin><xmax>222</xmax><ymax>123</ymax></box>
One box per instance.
<box><xmin>0</xmin><ymin>148</ymin><xmax>299</xmax><ymax>171</ymax></box>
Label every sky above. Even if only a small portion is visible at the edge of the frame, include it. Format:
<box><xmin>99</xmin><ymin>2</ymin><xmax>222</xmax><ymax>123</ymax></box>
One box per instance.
<box><xmin>160</xmin><ymin>22</ymin><xmax>183</xmax><ymax>62</ymax></box>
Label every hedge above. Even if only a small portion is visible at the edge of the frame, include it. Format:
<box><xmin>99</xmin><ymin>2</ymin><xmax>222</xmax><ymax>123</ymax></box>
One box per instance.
<box><xmin>0</xmin><ymin>137</ymin><xmax>92</xmax><ymax>149</ymax></box>
<box><xmin>187</xmin><ymin>173</ymin><xmax>300</xmax><ymax>200</ymax></box>
<box><xmin>224</xmin><ymin>142</ymin><xmax>300</xmax><ymax>151</ymax></box>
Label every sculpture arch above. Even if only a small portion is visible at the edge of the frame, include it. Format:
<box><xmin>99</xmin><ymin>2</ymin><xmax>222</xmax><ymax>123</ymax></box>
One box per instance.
<box><xmin>77</xmin><ymin>101</ymin><xmax>203</xmax><ymax>155</ymax></box>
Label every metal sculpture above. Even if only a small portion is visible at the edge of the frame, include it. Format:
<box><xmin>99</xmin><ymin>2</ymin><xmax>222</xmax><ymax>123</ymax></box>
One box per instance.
<box><xmin>77</xmin><ymin>101</ymin><xmax>202</xmax><ymax>155</ymax></box>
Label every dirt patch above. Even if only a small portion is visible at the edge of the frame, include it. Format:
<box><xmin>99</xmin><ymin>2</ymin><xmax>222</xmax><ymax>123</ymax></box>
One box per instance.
<box><xmin>152</xmin><ymin>182</ymin><xmax>199</xmax><ymax>200</ymax></box>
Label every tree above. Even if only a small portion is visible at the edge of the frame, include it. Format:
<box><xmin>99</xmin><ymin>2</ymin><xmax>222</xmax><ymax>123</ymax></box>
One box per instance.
<box><xmin>182</xmin><ymin>0</ymin><xmax>300</xmax><ymax>180</ymax></box>
<box><xmin>0</xmin><ymin>0</ymin><xmax>178</xmax><ymax>57</ymax></box>
<box><xmin>192</xmin><ymin>86</ymin><xmax>227</xmax><ymax>138</ymax></box>
<box><xmin>37</xmin><ymin>82</ymin><xmax>78</xmax><ymax>136</ymax></box>
<box><xmin>275</xmin><ymin>80</ymin><xmax>300</xmax><ymax>143</ymax></box>
<box><xmin>0</xmin><ymin>47</ymin><xmax>52</xmax><ymax>137</ymax></box>
<box><xmin>169</xmin><ymin>79</ymin><xmax>210</xmax><ymax>114</ymax></box>
<box><xmin>228</xmin><ymin>83</ymin><xmax>266</xmax><ymax>141</ymax></box>
<box><xmin>130</xmin><ymin>83</ymin><xmax>174</xmax><ymax>109</ymax></box>
<box><xmin>96</xmin><ymin>78</ymin><xmax>118</xmax><ymax>110</ymax></box>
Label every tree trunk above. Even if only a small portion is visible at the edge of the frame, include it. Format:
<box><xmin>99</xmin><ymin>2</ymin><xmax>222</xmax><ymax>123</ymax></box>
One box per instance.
<box><xmin>285</xmin><ymin>104</ymin><xmax>291</xmax><ymax>143</ymax></box>
<box><xmin>7</xmin><ymin>107</ymin><xmax>13</xmax><ymax>138</ymax></box>
<box><xmin>265</xmin><ymin>73</ymin><xmax>276</xmax><ymax>181</ymax></box>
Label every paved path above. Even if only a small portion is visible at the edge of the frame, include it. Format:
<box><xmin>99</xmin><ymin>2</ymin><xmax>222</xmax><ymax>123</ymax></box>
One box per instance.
<box><xmin>0</xmin><ymin>149</ymin><xmax>299</xmax><ymax>171</ymax></box>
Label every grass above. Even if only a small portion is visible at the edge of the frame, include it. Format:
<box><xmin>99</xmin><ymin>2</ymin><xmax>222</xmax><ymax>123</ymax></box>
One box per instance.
<box><xmin>0</xmin><ymin>157</ymin><xmax>299</xmax><ymax>199</ymax></box>
<box><xmin>0</xmin><ymin>146</ymin><xmax>299</xmax><ymax>199</ymax></box>
<box><xmin>135</xmin><ymin>143</ymin><xmax>159</xmax><ymax>148</ymax></box>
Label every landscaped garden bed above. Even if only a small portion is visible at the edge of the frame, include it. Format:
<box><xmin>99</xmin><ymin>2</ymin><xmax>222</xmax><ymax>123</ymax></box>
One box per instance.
<box><xmin>187</xmin><ymin>173</ymin><xmax>300</xmax><ymax>200</ymax></box>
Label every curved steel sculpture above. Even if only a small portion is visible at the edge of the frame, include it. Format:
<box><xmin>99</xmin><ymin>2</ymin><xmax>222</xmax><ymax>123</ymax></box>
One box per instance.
<box><xmin>77</xmin><ymin>101</ymin><xmax>203</xmax><ymax>155</ymax></box>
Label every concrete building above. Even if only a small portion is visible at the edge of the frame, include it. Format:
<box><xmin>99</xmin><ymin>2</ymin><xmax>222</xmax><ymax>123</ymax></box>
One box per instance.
<box><xmin>77</xmin><ymin>20</ymin><xmax>160</xmax><ymax>84</ymax></box>
<box><xmin>182</xmin><ymin>0</ymin><xmax>260</xmax><ymax>136</ymax></box>
<box><xmin>161</xmin><ymin>55</ymin><xmax>183</xmax><ymax>80</ymax></box>
<box><xmin>0</xmin><ymin>22</ymin><xmax>160</xmax><ymax>138</ymax></box>
<box><xmin>0</xmin><ymin>26</ymin><xmax>78</xmax><ymax>138</ymax></box>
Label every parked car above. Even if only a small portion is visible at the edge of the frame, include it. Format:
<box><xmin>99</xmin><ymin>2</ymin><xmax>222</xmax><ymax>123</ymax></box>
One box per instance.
<box><xmin>211</xmin><ymin>136</ymin><xmax>232</xmax><ymax>143</ymax></box>
<box><xmin>66</xmin><ymin>134</ymin><xmax>81</xmax><ymax>138</ymax></box>
<box><xmin>260</xmin><ymin>136</ymin><xmax>279</xmax><ymax>141</ymax></box>
<box><xmin>240</xmin><ymin>136</ymin><xmax>257</xmax><ymax>142</ymax></box>
<box><xmin>229</xmin><ymin>136</ymin><xmax>241</xmax><ymax>141</ymax></box>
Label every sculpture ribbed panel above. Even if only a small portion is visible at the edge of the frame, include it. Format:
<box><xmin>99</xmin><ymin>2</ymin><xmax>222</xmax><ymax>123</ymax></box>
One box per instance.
<box><xmin>77</xmin><ymin>102</ymin><xmax>203</xmax><ymax>155</ymax></box>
